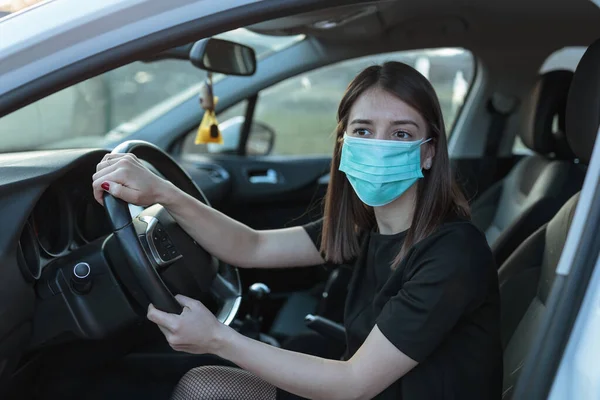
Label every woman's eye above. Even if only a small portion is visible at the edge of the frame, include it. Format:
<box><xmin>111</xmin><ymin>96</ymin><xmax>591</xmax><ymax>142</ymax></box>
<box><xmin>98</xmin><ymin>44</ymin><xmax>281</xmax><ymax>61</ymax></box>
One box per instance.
<box><xmin>392</xmin><ymin>130</ymin><xmax>412</xmax><ymax>140</ymax></box>
<box><xmin>352</xmin><ymin>128</ymin><xmax>371</xmax><ymax>137</ymax></box>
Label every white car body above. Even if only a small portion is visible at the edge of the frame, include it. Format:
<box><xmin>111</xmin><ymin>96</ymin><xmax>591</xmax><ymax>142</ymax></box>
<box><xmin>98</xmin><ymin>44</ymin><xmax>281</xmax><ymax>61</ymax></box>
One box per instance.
<box><xmin>1</xmin><ymin>1</ymin><xmax>599</xmax><ymax>399</ymax></box>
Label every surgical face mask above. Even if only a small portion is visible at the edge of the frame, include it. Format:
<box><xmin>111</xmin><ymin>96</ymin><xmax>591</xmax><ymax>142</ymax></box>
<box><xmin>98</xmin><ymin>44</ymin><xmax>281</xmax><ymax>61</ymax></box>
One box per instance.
<box><xmin>339</xmin><ymin>133</ymin><xmax>432</xmax><ymax>207</ymax></box>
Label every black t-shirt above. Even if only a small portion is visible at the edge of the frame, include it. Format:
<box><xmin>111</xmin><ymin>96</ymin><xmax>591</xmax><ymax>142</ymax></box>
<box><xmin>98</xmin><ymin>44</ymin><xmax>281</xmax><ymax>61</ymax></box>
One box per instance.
<box><xmin>303</xmin><ymin>218</ymin><xmax>503</xmax><ymax>399</ymax></box>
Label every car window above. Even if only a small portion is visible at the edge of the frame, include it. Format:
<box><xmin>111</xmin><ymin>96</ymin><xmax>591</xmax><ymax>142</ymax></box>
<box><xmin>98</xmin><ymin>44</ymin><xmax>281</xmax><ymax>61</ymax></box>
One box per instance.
<box><xmin>0</xmin><ymin>60</ymin><xmax>207</xmax><ymax>152</ymax></box>
<box><xmin>184</xmin><ymin>48</ymin><xmax>475</xmax><ymax>157</ymax></box>
<box><xmin>512</xmin><ymin>46</ymin><xmax>587</xmax><ymax>155</ymax></box>
<box><xmin>0</xmin><ymin>29</ymin><xmax>304</xmax><ymax>153</ymax></box>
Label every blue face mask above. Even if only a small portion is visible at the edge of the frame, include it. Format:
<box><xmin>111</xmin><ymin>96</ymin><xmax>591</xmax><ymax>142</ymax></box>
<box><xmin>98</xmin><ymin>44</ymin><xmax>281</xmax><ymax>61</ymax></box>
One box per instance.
<box><xmin>339</xmin><ymin>133</ymin><xmax>432</xmax><ymax>207</ymax></box>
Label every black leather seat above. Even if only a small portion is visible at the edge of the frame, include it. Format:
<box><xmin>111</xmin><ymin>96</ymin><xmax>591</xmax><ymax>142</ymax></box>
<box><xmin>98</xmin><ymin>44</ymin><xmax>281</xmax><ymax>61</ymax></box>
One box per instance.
<box><xmin>471</xmin><ymin>70</ymin><xmax>585</xmax><ymax>267</ymax></box>
<box><xmin>499</xmin><ymin>38</ymin><xmax>600</xmax><ymax>398</ymax></box>
<box><xmin>499</xmin><ymin>193</ymin><xmax>578</xmax><ymax>398</ymax></box>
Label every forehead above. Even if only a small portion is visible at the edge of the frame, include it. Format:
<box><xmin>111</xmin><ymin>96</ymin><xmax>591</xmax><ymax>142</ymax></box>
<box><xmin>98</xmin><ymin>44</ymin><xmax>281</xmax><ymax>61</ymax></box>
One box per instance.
<box><xmin>349</xmin><ymin>86</ymin><xmax>424</xmax><ymax>124</ymax></box>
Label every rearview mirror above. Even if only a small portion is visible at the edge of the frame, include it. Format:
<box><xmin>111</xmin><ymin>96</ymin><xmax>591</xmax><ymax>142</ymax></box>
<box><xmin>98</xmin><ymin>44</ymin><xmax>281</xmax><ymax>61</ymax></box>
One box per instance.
<box><xmin>189</xmin><ymin>38</ymin><xmax>257</xmax><ymax>76</ymax></box>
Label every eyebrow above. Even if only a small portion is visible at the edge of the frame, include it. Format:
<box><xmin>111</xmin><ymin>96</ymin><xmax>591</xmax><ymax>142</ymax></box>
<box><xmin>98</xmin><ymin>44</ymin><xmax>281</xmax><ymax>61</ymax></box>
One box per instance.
<box><xmin>349</xmin><ymin>119</ymin><xmax>420</xmax><ymax>129</ymax></box>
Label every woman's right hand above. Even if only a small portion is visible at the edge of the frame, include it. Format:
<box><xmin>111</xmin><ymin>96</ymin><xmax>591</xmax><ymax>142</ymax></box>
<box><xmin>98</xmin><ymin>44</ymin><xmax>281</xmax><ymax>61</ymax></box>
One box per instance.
<box><xmin>92</xmin><ymin>153</ymin><xmax>175</xmax><ymax>207</ymax></box>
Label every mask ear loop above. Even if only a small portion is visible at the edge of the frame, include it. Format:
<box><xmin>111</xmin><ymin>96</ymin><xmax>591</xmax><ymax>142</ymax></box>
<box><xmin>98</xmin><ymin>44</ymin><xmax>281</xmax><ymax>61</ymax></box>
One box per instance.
<box><xmin>421</xmin><ymin>137</ymin><xmax>434</xmax><ymax>170</ymax></box>
<box><xmin>340</xmin><ymin>132</ymin><xmax>350</xmax><ymax>145</ymax></box>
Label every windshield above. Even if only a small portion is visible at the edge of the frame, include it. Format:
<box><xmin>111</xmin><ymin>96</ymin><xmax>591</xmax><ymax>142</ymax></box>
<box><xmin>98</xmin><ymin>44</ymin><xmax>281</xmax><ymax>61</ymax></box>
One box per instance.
<box><xmin>0</xmin><ymin>28</ymin><xmax>304</xmax><ymax>152</ymax></box>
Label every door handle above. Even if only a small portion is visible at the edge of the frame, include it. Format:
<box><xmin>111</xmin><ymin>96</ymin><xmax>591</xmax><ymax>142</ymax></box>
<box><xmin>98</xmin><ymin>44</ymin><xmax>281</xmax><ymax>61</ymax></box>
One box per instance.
<box><xmin>247</xmin><ymin>168</ymin><xmax>279</xmax><ymax>184</ymax></box>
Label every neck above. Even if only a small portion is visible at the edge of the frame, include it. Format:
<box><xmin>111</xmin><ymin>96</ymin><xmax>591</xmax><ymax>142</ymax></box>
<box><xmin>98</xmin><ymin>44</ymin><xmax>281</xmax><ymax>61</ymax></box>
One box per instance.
<box><xmin>374</xmin><ymin>183</ymin><xmax>417</xmax><ymax>235</ymax></box>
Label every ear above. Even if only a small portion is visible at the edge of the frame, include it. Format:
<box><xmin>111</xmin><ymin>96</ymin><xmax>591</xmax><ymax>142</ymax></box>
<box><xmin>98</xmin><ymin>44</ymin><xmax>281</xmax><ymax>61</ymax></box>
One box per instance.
<box><xmin>422</xmin><ymin>142</ymin><xmax>436</xmax><ymax>170</ymax></box>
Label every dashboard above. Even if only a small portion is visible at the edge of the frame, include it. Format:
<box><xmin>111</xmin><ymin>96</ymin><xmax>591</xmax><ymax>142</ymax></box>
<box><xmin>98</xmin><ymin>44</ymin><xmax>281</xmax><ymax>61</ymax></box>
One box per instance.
<box><xmin>0</xmin><ymin>149</ymin><xmax>106</xmax><ymax>390</ymax></box>
<box><xmin>18</xmin><ymin>171</ymin><xmax>112</xmax><ymax>282</ymax></box>
<box><xmin>17</xmin><ymin>168</ymin><xmax>151</xmax><ymax>283</ymax></box>
<box><xmin>0</xmin><ymin>147</ymin><xmax>231</xmax><ymax>392</ymax></box>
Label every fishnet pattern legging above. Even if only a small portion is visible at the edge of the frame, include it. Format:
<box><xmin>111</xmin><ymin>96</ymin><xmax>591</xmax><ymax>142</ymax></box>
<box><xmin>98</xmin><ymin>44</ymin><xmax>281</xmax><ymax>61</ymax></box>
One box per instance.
<box><xmin>171</xmin><ymin>365</ymin><xmax>277</xmax><ymax>400</ymax></box>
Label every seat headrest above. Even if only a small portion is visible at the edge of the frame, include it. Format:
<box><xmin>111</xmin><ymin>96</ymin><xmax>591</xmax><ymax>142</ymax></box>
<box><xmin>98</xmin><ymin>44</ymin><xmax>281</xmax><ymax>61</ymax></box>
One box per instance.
<box><xmin>520</xmin><ymin>70</ymin><xmax>573</xmax><ymax>155</ymax></box>
<box><xmin>566</xmin><ymin>38</ymin><xmax>600</xmax><ymax>165</ymax></box>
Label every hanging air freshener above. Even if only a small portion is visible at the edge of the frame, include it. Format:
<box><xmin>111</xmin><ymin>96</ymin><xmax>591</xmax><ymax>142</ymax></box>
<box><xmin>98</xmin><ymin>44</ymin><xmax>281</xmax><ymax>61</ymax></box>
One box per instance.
<box><xmin>194</xmin><ymin>72</ymin><xmax>223</xmax><ymax>145</ymax></box>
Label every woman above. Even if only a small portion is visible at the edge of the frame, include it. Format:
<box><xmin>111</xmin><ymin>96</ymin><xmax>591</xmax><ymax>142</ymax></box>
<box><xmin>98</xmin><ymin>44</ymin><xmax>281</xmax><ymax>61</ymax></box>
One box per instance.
<box><xmin>92</xmin><ymin>62</ymin><xmax>502</xmax><ymax>399</ymax></box>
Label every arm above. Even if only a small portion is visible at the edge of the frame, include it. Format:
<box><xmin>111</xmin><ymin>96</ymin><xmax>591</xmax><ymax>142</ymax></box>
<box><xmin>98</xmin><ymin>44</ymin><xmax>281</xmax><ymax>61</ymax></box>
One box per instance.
<box><xmin>160</xmin><ymin>184</ymin><xmax>324</xmax><ymax>269</ymax></box>
<box><xmin>214</xmin><ymin>322</ymin><xmax>417</xmax><ymax>400</ymax></box>
<box><xmin>149</xmin><ymin>296</ymin><xmax>417</xmax><ymax>400</ymax></box>
<box><xmin>92</xmin><ymin>153</ymin><xmax>324</xmax><ymax>269</ymax></box>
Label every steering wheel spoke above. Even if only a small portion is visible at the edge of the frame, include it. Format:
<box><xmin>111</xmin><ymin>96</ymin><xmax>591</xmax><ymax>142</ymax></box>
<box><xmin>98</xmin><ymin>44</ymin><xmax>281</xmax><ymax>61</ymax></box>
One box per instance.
<box><xmin>210</xmin><ymin>271</ymin><xmax>242</xmax><ymax>325</ymax></box>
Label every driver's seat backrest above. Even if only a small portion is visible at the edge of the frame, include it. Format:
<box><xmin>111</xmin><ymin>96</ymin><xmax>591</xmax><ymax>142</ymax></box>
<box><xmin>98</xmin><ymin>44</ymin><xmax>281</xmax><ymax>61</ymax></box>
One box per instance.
<box><xmin>500</xmin><ymin>35</ymin><xmax>600</xmax><ymax>399</ymax></box>
<box><xmin>471</xmin><ymin>70</ymin><xmax>584</xmax><ymax>267</ymax></box>
<box><xmin>499</xmin><ymin>192</ymin><xmax>578</xmax><ymax>398</ymax></box>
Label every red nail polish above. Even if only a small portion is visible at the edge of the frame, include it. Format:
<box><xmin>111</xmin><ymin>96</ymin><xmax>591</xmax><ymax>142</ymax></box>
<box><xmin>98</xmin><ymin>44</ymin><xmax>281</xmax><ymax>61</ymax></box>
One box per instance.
<box><xmin>101</xmin><ymin>182</ymin><xmax>110</xmax><ymax>191</ymax></box>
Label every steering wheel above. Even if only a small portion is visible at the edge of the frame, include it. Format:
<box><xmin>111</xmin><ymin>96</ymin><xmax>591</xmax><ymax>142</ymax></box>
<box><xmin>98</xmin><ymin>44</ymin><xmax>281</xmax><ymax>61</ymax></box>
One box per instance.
<box><xmin>102</xmin><ymin>140</ymin><xmax>241</xmax><ymax>324</ymax></box>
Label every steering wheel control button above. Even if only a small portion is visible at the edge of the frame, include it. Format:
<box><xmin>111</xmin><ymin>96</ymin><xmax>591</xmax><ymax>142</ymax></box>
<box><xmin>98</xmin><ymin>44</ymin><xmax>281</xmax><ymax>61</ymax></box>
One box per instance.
<box><xmin>152</xmin><ymin>223</ymin><xmax>180</xmax><ymax>262</ymax></box>
<box><xmin>71</xmin><ymin>262</ymin><xmax>92</xmax><ymax>294</ymax></box>
<box><xmin>140</xmin><ymin>216</ymin><xmax>183</xmax><ymax>267</ymax></box>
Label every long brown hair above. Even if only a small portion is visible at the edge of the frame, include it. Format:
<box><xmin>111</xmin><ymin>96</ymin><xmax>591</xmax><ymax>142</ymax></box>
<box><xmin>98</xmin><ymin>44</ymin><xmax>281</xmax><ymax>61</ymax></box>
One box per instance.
<box><xmin>321</xmin><ymin>61</ymin><xmax>470</xmax><ymax>268</ymax></box>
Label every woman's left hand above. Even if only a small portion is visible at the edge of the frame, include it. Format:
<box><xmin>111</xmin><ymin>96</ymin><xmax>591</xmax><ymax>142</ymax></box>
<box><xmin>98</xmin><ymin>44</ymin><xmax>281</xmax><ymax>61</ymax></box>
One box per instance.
<box><xmin>147</xmin><ymin>294</ymin><xmax>222</xmax><ymax>354</ymax></box>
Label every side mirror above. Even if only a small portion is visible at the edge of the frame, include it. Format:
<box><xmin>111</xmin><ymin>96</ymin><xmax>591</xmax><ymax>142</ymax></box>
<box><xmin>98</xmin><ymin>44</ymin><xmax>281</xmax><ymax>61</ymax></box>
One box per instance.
<box><xmin>189</xmin><ymin>38</ymin><xmax>257</xmax><ymax>76</ymax></box>
<box><xmin>246</xmin><ymin>121</ymin><xmax>275</xmax><ymax>156</ymax></box>
<box><xmin>207</xmin><ymin>117</ymin><xmax>275</xmax><ymax>156</ymax></box>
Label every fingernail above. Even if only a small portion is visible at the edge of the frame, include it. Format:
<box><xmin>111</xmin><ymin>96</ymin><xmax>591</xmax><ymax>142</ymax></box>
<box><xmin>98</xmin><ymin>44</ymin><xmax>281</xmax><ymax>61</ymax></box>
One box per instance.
<box><xmin>101</xmin><ymin>182</ymin><xmax>110</xmax><ymax>191</ymax></box>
